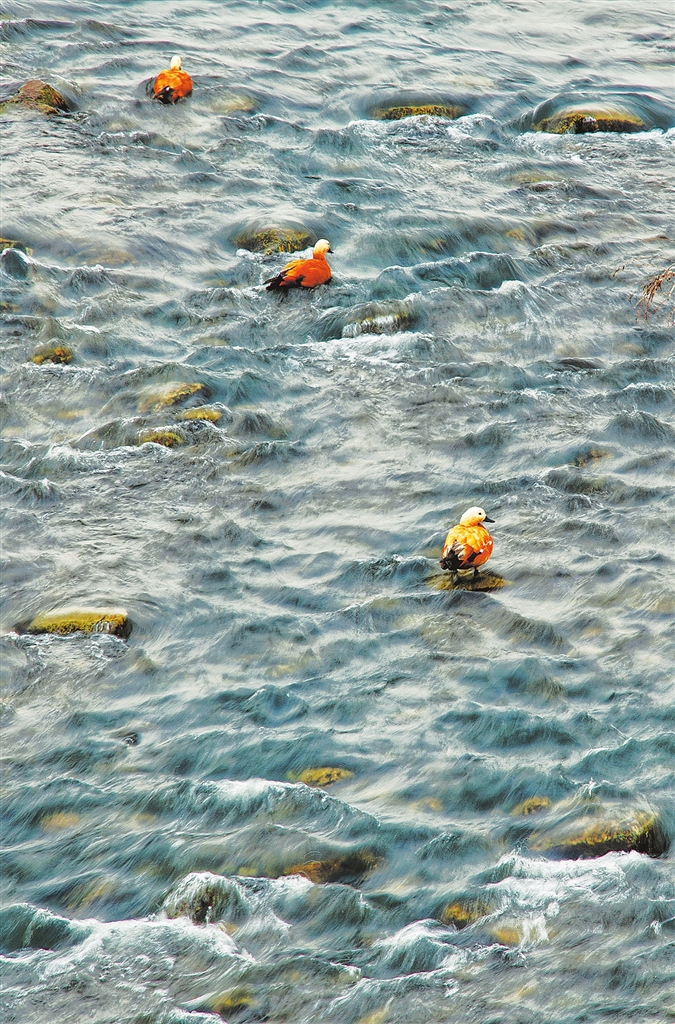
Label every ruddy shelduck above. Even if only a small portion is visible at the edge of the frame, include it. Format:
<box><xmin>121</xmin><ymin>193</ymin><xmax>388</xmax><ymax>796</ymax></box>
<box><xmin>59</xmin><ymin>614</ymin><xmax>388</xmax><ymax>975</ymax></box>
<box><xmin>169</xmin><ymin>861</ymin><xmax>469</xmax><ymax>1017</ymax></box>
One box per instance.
<box><xmin>152</xmin><ymin>55</ymin><xmax>193</xmax><ymax>104</ymax></box>
<box><xmin>440</xmin><ymin>506</ymin><xmax>495</xmax><ymax>576</ymax></box>
<box><xmin>265</xmin><ymin>239</ymin><xmax>333</xmax><ymax>291</ymax></box>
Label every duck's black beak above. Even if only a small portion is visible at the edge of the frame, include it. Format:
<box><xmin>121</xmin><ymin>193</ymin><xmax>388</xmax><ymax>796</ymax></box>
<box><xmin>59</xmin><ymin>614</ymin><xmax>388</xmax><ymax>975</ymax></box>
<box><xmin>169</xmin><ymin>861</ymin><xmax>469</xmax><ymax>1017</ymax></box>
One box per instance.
<box><xmin>328</xmin><ymin>247</ymin><xmax>334</xmax><ymax>253</ymax></box>
<box><xmin>483</xmin><ymin>515</ymin><xmax>495</xmax><ymax>523</ymax></box>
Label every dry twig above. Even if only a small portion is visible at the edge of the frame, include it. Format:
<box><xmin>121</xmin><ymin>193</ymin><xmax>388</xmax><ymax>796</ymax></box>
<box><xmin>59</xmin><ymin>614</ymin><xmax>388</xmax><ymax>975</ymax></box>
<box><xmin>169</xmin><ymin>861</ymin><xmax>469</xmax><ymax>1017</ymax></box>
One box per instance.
<box><xmin>635</xmin><ymin>263</ymin><xmax>675</xmax><ymax>326</ymax></box>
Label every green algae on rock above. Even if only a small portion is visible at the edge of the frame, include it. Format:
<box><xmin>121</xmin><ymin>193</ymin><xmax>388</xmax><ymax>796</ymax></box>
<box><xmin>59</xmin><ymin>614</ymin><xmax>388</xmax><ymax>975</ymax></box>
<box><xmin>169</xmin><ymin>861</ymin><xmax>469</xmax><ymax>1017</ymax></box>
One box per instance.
<box><xmin>30</xmin><ymin>344</ymin><xmax>73</xmax><ymax>365</ymax></box>
<box><xmin>289</xmin><ymin>767</ymin><xmax>354</xmax><ymax>787</ymax></box>
<box><xmin>530</xmin><ymin>808</ymin><xmax>666</xmax><ymax>859</ymax></box>
<box><xmin>232</xmin><ymin>223</ymin><xmax>315</xmax><ymax>255</ymax></box>
<box><xmin>176</xmin><ymin>405</ymin><xmax>223</xmax><ymax>422</ymax></box>
<box><xmin>16</xmin><ymin>608</ymin><xmax>132</xmax><ymax>639</ymax></box>
<box><xmin>284</xmin><ymin>849</ymin><xmax>382</xmax><ymax>884</ymax></box>
<box><xmin>371</xmin><ymin>103</ymin><xmax>464</xmax><ymax>121</ymax></box>
<box><xmin>511</xmin><ymin>796</ymin><xmax>552</xmax><ymax>816</ymax></box>
<box><xmin>0</xmin><ymin>80</ymin><xmax>72</xmax><ymax>115</ymax></box>
<box><xmin>441</xmin><ymin>898</ymin><xmax>493</xmax><ymax>929</ymax></box>
<box><xmin>137</xmin><ymin>381</ymin><xmax>207</xmax><ymax>413</ymax></box>
<box><xmin>135</xmin><ymin>428</ymin><xmax>185</xmax><ymax>448</ymax></box>
<box><xmin>428</xmin><ymin>569</ymin><xmax>507</xmax><ymax>592</ymax></box>
<box><xmin>532</xmin><ymin>104</ymin><xmax>646</xmax><ymax>134</ymax></box>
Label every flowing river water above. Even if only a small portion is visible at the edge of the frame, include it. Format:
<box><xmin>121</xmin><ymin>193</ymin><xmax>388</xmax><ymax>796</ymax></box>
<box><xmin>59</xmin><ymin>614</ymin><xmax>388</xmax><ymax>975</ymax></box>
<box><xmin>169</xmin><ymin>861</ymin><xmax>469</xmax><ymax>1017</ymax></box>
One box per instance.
<box><xmin>1</xmin><ymin>2</ymin><xmax>674</xmax><ymax>1022</ymax></box>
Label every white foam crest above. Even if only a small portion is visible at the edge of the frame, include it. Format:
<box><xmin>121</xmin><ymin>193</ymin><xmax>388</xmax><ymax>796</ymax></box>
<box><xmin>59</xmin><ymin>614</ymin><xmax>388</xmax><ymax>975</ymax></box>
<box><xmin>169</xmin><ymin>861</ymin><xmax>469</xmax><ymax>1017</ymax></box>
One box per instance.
<box><xmin>490</xmin><ymin>851</ymin><xmax>632</xmax><ymax>909</ymax></box>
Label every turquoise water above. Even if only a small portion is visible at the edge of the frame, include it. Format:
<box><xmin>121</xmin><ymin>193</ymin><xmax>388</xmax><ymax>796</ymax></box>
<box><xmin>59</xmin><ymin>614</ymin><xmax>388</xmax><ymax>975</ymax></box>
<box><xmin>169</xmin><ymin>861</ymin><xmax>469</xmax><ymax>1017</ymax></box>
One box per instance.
<box><xmin>1</xmin><ymin>2</ymin><xmax>674</xmax><ymax>1021</ymax></box>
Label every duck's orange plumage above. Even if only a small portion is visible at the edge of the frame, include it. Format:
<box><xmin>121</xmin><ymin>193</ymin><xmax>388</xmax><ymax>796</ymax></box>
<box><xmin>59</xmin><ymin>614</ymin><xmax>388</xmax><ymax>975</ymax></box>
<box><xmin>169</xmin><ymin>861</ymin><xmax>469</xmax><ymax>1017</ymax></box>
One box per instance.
<box><xmin>265</xmin><ymin>239</ymin><xmax>332</xmax><ymax>291</ymax></box>
<box><xmin>153</xmin><ymin>55</ymin><xmax>193</xmax><ymax>104</ymax></box>
<box><xmin>440</xmin><ymin>506</ymin><xmax>495</xmax><ymax>574</ymax></box>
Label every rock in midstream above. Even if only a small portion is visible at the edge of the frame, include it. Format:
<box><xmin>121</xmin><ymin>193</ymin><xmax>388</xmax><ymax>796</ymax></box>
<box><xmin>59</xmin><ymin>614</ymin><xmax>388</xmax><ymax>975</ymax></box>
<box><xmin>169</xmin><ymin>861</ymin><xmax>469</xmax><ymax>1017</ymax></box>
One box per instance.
<box><xmin>0</xmin><ymin>80</ymin><xmax>73</xmax><ymax>114</ymax></box>
<box><xmin>528</xmin><ymin>802</ymin><xmax>667</xmax><ymax>858</ymax></box>
<box><xmin>30</xmin><ymin>343</ymin><xmax>74</xmax><ymax>365</ymax></box>
<box><xmin>15</xmin><ymin>608</ymin><xmax>132</xmax><ymax>639</ymax></box>
<box><xmin>231</xmin><ymin>221</ymin><xmax>315</xmax><ymax>255</ymax></box>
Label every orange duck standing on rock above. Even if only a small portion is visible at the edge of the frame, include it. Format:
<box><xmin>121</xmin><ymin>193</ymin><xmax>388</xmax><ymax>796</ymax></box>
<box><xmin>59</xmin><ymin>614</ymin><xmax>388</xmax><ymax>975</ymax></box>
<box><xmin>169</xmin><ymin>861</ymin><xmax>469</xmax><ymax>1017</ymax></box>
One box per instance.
<box><xmin>265</xmin><ymin>239</ymin><xmax>333</xmax><ymax>291</ymax></box>
<box><xmin>152</xmin><ymin>55</ymin><xmax>193</xmax><ymax>104</ymax></box>
<box><xmin>440</xmin><ymin>506</ymin><xmax>495</xmax><ymax>578</ymax></box>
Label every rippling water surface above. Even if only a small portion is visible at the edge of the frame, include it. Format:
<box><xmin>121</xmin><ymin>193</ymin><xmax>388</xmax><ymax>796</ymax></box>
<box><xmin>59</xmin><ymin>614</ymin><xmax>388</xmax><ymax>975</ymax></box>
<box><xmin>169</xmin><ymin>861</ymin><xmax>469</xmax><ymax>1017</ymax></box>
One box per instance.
<box><xmin>1</xmin><ymin>1</ymin><xmax>674</xmax><ymax>1021</ymax></box>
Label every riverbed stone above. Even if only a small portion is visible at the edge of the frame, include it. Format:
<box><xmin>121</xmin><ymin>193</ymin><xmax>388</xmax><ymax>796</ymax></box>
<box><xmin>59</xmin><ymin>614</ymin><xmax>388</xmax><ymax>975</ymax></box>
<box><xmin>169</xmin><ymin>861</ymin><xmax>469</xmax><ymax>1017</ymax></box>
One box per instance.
<box><xmin>428</xmin><ymin>569</ymin><xmax>506</xmax><ymax>592</ymax></box>
<box><xmin>530</xmin><ymin>808</ymin><xmax>666</xmax><ymax>858</ymax></box>
<box><xmin>284</xmin><ymin>849</ymin><xmax>381</xmax><ymax>884</ymax></box>
<box><xmin>30</xmin><ymin>343</ymin><xmax>74</xmax><ymax>365</ymax></box>
<box><xmin>176</xmin><ymin>405</ymin><xmax>223</xmax><ymax>422</ymax></box>
<box><xmin>137</xmin><ymin>381</ymin><xmax>207</xmax><ymax>413</ymax></box>
<box><xmin>233</xmin><ymin>224</ymin><xmax>315</xmax><ymax>255</ymax></box>
<box><xmin>136</xmin><ymin>428</ymin><xmax>185</xmax><ymax>448</ymax></box>
<box><xmin>511</xmin><ymin>796</ymin><xmax>551</xmax><ymax>816</ymax></box>
<box><xmin>371</xmin><ymin>103</ymin><xmax>464</xmax><ymax>121</ymax></box>
<box><xmin>442</xmin><ymin>899</ymin><xmax>492</xmax><ymax>929</ymax></box>
<box><xmin>16</xmin><ymin>608</ymin><xmax>132</xmax><ymax>639</ymax></box>
<box><xmin>290</xmin><ymin>767</ymin><xmax>354</xmax><ymax>787</ymax></box>
<box><xmin>533</xmin><ymin>105</ymin><xmax>646</xmax><ymax>134</ymax></box>
<box><xmin>0</xmin><ymin>80</ymin><xmax>72</xmax><ymax>115</ymax></box>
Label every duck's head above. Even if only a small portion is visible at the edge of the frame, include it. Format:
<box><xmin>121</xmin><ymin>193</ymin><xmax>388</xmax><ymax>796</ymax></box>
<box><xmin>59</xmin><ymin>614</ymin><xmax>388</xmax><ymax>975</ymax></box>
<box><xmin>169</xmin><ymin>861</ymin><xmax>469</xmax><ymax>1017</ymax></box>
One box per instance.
<box><xmin>313</xmin><ymin>239</ymin><xmax>333</xmax><ymax>257</ymax></box>
<box><xmin>170</xmin><ymin>55</ymin><xmax>183</xmax><ymax>70</ymax></box>
<box><xmin>460</xmin><ymin>506</ymin><xmax>494</xmax><ymax>526</ymax></box>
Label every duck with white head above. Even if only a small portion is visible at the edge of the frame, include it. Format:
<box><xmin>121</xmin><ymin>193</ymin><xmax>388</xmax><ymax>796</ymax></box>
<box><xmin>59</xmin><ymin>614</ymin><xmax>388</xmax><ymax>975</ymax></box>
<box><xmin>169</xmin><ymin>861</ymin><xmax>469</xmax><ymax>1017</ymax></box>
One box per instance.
<box><xmin>440</xmin><ymin>506</ymin><xmax>495</xmax><ymax>578</ymax></box>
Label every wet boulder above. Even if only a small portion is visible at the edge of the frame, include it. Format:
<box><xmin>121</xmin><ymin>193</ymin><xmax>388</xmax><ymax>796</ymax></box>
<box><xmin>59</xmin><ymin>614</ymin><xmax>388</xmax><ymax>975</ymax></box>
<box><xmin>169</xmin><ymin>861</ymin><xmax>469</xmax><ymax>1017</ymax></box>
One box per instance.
<box><xmin>137</xmin><ymin>381</ymin><xmax>208</xmax><ymax>414</ymax></box>
<box><xmin>511</xmin><ymin>796</ymin><xmax>551</xmax><ymax>816</ymax></box>
<box><xmin>530</xmin><ymin>97</ymin><xmax>646</xmax><ymax>134</ymax></box>
<box><xmin>15</xmin><ymin>608</ymin><xmax>132</xmax><ymax>639</ymax></box>
<box><xmin>289</xmin><ymin>767</ymin><xmax>354</xmax><ymax>787</ymax></box>
<box><xmin>30</xmin><ymin>343</ymin><xmax>73</xmax><ymax>365</ymax></box>
<box><xmin>232</xmin><ymin>221</ymin><xmax>315</xmax><ymax>255</ymax></box>
<box><xmin>372</xmin><ymin>103</ymin><xmax>464</xmax><ymax>121</ymax></box>
<box><xmin>176</xmin><ymin>405</ymin><xmax>223</xmax><ymax>423</ymax></box>
<box><xmin>0</xmin><ymin>80</ymin><xmax>72</xmax><ymax>115</ymax></box>
<box><xmin>1</xmin><ymin>246</ymin><xmax>30</xmax><ymax>279</ymax></box>
<box><xmin>441</xmin><ymin>898</ymin><xmax>493</xmax><ymax>929</ymax></box>
<box><xmin>283</xmin><ymin>849</ymin><xmax>382</xmax><ymax>884</ymax></box>
<box><xmin>135</xmin><ymin>428</ymin><xmax>186</xmax><ymax>448</ymax></box>
<box><xmin>529</xmin><ymin>804</ymin><xmax>667</xmax><ymax>859</ymax></box>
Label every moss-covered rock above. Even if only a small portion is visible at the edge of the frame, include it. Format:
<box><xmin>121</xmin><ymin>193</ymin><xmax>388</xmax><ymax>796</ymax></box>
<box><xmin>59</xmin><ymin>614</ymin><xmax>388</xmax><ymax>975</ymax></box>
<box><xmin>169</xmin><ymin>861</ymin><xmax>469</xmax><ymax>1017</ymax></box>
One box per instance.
<box><xmin>511</xmin><ymin>796</ymin><xmax>551</xmax><ymax>816</ymax></box>
<box><xmin>284</xmin><ymin>849</ymin><xmax>382</xmax><ymax>884</ymax></box>
<box><xmin>530</xmin><ymin>808</ymin><xmax>666</xmax><ymax>858</ymax></box>
<box><xmin>533</xmin><ymin>105</ymin><xmax>646</xmax><ymax>135</ymax></box>
<box><xmin>428</xmin><ymin>569</ymin><xmax>506</xmax><ymax>592</ymax></box>
<box><xmin>290</xmin><ymin>767</ymin><xmax>354</xmax><ymax>787</ymax></box>
<box><xmin>0</xmin><ymin>238</ymin><xmax>29</xmax><ymax>253</ymax></box>
<box><xmin>30</xmin><ymin>344</ymin><xmax>73</xmax><ymax>365</ymax></box>
<box><xmin>16</xmin><ymin>608</ymin><xmax>132</xmax><ymax>639</ymax></box>
<box><xmin>232</xmin><ymin>224</ymin><xmax>315</xmax><ymax>255</ymax></box>
<box><xmin>176</xmin><ymin>405</ymin><xmax>222</xmax><ymax>422</ymax></box>
<box><xmin>1</xmin><ymin>80</ymin><xmax>72</xmax><ymax>115</ymax></box>
<box><xmin>209</xmin><ymin>987</ymin><xmax>255</xmax><ymax>1017</ymax></box>
<box><xmin>371</xmin><ymin>103</ymin><xmax>464</xmax><ymax>121</ymax></box>
<box><xmin>136</xmin><ymin>428</ymin><xmax>185</xmax><ymax>448</ymax></box>
<box><xmin>441</xmin><ymin>899</ymin><xmax>492</xmax><ymax>929</ymax></box>
<box><xmin>137</xmin><ymin>381</ymin><xmax>207</xmax><ymax>413</ymax></box>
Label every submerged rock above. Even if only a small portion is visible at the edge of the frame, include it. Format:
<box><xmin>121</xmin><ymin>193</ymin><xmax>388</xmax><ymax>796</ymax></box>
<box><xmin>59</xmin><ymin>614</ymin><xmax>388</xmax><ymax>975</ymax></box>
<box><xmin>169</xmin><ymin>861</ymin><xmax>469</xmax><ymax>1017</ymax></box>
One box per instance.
<box><xmin>428</xmin><ymin>569</ymin><xmax>507</xmax><ymax>592</ymax></box>
<box><xmin>532</xmin><ymin>103</ymin><xmax>646</xmax><ymax>135</ymax></box>
<box><xmin>1</xmin><ymin>246</ymin><xmax>30</xmax><ymax>279</ymax></box>
<box><xmin>176</xmin><ymin>405</ymin><xmax>223</xmax><ymax>422</ymax></box>
<box><xmin>137</xmin><ymin>381</ymin><xmax>207</xmax><ymax>413</ymax></box>
<box><xmin>30</xmin><ymin>343</ymin><xmax>73</xmax><ymax>365</ymax></box>
<box><xmin>15</xmin><ymin>608</ymin><xmax>132</xmax><ymax>639</ymax></box>
<box><xmin>232</xmin><ymin>222</ymin><xmax>315</xmax><ymax>255</ymax></box>
<box><xmin>209</xmin><ymin>987</ymin><xmax>255</xmax><ymax>1017</ymax></box>
<box><xmin>135</xmin><ymin>428</ymin><xmax>185</xmax><ymax>448</ymax></box>
<box><xmin>290</xmin><ymin>767</ymin><xmax>354</xmax><ymax>787</ymax></box>
<box><xmin>441</xmin><ymin>899</ymin><xmax>492</xmax><ymax>929</ymax></box>
<box><xmin>1</xmin><ymin>80</ymin><xmax>72</xmax><ymax>115</ymax></box>
<box><xmin>511</xmin><ymin>796</ymin><xmax>551</xmax><ymax>816</ymax></box>
<box><xmin>284</xmin><ymin>849</ymin><xmax>381</xmax><ymax>884</ymax></box>
<box><xmin>530</xmin><ymin>807</ymin><xmax>667</xmax><ymax>859</ymax></box>
<box><xmin>371</xmin><ymin>103</ymin><xmax>464</xmax><ymax>121</ymax></box>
